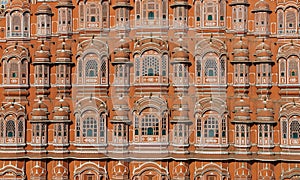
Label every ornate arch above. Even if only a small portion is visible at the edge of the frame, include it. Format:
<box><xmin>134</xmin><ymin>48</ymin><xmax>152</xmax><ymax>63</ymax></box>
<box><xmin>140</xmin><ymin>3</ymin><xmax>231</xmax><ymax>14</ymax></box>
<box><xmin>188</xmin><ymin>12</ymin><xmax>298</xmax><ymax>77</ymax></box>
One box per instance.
<box><xmin>195</xmin><ymin>38</ymin><xmax>227</xmax><ymax>58</ymax></box>
<box><xmin>74</xmin><ymin>97</ymin><xmax>107</xmax><ymax>115</ymax></box>
<box><xmin>74</xmin><ymin>97</ymin><xmax>108</xmax><ymax>145</ymax></box>
<box><xmin>74</xmin><ymin>162</ymin><xmax>107</xmax><ymax>180</ymax></box>
<box><xmin>281</xmin><ymin>168</ymin><xmax>300</xmax><ymax>180</ymax></box>
<box><xmin>52</xmin><ymin>161</ymin><xmax>68</xmax><ymax>180</ymax></box>
<box><xmin>277</xmin><ymin>43</ymin><xmax>300</xmax><ymax>60</ymax></box>
<box><xmin>173</xmin><ymin>162</ymin><xmax>189</xmax><ymax>179</ymax></box>
<box><xmin>132</xmin><ymin>162</ymin><xmax>169</xmax><ymax>179</ymax></box>
<box><xmin>280</xmin><ymin>102</ymin><xmax>300</xmax><ymax>146</ymax></box>
<box><xmin>133</xmin><ymin>37</ymin><xmax>168</xmax><ymax>56</ymax></box>
<box><xmin>0</xmin><ymin>162</ymin><xmax>26</xmax><ymax>180</ymax></box>
<box><xmin>0</xmin><ymin>103</ymin><xmax>26</xmax><ymax>145</ymax></box>
<box><xmin>234</xmin><ymin>162</ymin><xmax>251</xmax><ymax>179</ymax></box>
<box><xmin>194</xmin><ymin>97</ymin><xmax>228</xmax><ymax>117</ymax></box>
<box><xmin>76</xmin><ymin>38</ymin><xmax>109</xmax><ymax>85</ymax></box>
<box><xmin>194</xmin><ymin>163</ymin><xmax>229</xmax><ymax>180</ymax></box>
<box><xmin>132</xmin><ymin>96</ymin><xmax>168</xmax><ymax>115</ymax></box>
<box><xmin>112</xmin><ymin>161</ymin><xmax>129</xmax><ymax>179</ymax></box>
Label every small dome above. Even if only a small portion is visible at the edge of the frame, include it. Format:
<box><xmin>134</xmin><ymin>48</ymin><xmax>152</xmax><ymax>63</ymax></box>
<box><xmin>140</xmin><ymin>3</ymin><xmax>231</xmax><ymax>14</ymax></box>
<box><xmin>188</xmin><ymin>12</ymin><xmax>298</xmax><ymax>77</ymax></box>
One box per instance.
<box><xmin>173</xmin><ymin>48</ymin><xmax>189</xmax><ymax>59</ymax></box>
<box><xmin>234</xmin><ymin>50</ymin><xmax>249</xmax><ymax>58</ymax></box>
<box><xmin>233</xmin><ymin>39</ymin><xmax>248</xmax><ymax>50</ymax></box>
<box><xmin>56</xmin><ymin>40</ymin><xmax>72</xmax><ymax>59</ymax></box>
<box><xmin>36</xmin><ymin>3</ymin><xmax>52</xmax><ymax>15</ymax></box>
<box><xmin>254</xmin><ymin>41</ymin><xmax>272</xmax><ymax>61</ymax></box>
<box><xmin>54</xmin><ymin>99</ymin><xmax>70</xmax><ymax>109</ymax></box>
<box><xmin>253</xmin><ymin>0</ymin><xmax>271</xmax><ymax>12</ymax></box>
<box><xmin>56</xmin><ymin>51</ymin><xmax>72</xmax><ymax>58</ymax></box>
<box><xmin>116</xmin><ymin>0</ymin><xmax>129</xmax><ymax>4</ymax></box>
<box><xmin>6</xmin><ymin>0</ymin><xmax>30</xmax><ymax>10</ymax></box>
<box><xmin>229</xmin><ymin>0</ymin><xmax>249</xmax><ymax>6</ymax></box>
<box><xmin>232</xmin><ymin>38</ymin><xmax>249</xmax><ymax>61</ymax></box>
<box><xmin>114</xmin><ymin>50</ymin><xmax>130</xmax><ymax>59</ymax></box>
<box><xmin>257</xmin><ymin>108</ymin><xmax>273</xmax><ymax>117</ymax></box>
<box><xmin>31</xmin><ymin>100</ymin><xmax>49</xmax><ymax>119</ymax></box>
<box><xmin>31</xmin><ymin>109</ymin><xmax>48</xmax><ymax>117</ymax></box>
<box><xmin>32</xmin><ymin>100</ymin><xmax>48</xmax><ymax>110</ymax></box>
<box><xmin>56</xmin><ymin>0</ymin><xmax>74</xmax><ymax>8</ymax></box>
<box><xmin>53</xmin><ymin>109</ymin><xmax>69</xmax><ymax>117</ymax></box>
<box><xmin>256</xmin><ymin>41</ymin><xmax>270</xmax><ymax>51</ymax></box>
<box><xmin>35</xmin><ymin>43</ymin><xmax>51</xmax><ymax>59</ymax></box>
<box><xmin>57</xmin><ymin>40</ymin><xmax>71</xmax><ymax>51</ymax></box>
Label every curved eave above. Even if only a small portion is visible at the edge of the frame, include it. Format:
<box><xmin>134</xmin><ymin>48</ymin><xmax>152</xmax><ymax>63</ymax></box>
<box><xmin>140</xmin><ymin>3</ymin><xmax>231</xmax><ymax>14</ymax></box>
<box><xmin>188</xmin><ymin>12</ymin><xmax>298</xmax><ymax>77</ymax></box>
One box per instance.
<box><xmin>112</xmin><ymin>4</ymin><xmax>133</xmax><ymax>9</ymax></box>
<box><xmin>170</xmin><ymin>3</ymin><xmax>192</xmax><ymax>8</ymax></box>
<box><xmin>253</xmin><ymin>60</ymin><xmax>275</xmax><ymax>64</ymax></box>
<box><xmin>170</xmin><ymin>60</ymin><xmax>191</xmax><ymax>65</ymax></box>
<box><xmin>55</xmin><ymin>4</ymin><xmax>75</xmax><ymax>8</ymax></box>
<box><xmin>35</xmin><ymin>12</ymin><xmax>54</xmax><ymax>16</ymax></box>
<box><xmin>32</xmin><ymin>62</ymin><xmax>52</xmax><ymax>65</ymax></box>
<box><xmin>229</xmin><ymin>2</ymin><xmax>250</xmax><ymax>6</ymax></box>
<box><xmin>111</xmin><ymin>61</ymin><xmax>132</xmax><ymax>65</ymax></box>
<box><xmin>231</xmin><ymin>60</ymin><xmax>252</xmax><ymax>64</ymax></box>
<box><xmin>251</xmin><ymin>9</ymin><xmax>272</xmax><ymax>13</ymax></box>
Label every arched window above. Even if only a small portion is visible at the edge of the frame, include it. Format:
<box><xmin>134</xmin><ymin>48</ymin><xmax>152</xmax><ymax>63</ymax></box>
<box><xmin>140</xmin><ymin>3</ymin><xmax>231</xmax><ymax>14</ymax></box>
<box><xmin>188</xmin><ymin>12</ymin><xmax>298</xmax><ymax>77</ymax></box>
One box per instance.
<box><xmin>195</xmin><ymin>99</ymin><xmax>228</xmax><ymax>147</ymax></box>
<box><xmin>78</xmin><ymin>60</ymin><xmax>82</xmax><ymax>77</ymax></box>
<box><xmin>134</xmin><ymin>112</ymin><xmax>167</xmax><ymax>143</ymax></box>
<box><xmin>258</xmin><ymin>124</ymin><xmax>273</xmax><ymax>146</ymax></box>
<box><xmin>141</xmin><ymin>115</ymin><xmax>159</xmax><ymax>136</ymax></box>
<box><xmin>196</xmin><ymin>118</ymin><xmax>202</xmax><ymax>137</ymax></box>
<box><xmin>74</xmin><ymin>98</ymin><xmax>107</xmax><ymax>146</ymax></box>
<box><xmin>148</xmin><ymin>11</ymin><xmax>154</xmax><ymax>20</ymax></box>
<box><xmin>204</xmin><ymin>117</ymin><xmax>218</xmax><ymax>137</ymax></box>
<box><xmin>133</xmin><ymin>99</ymin><xmax>168</xmax><ymax>144</ymax></box>
<box><xmin>235</xmin><ymin>124</ymin><xmax>250</xmax><ymax>146</ymax></box>
<box><xmin>280</xmin><ymin>104</ymin><xmax>300</xmax><ymax>146</ymax></box>
<box><xmin>85</xmin><ymin>60</ymin><xmax>98</xmax><ymax>77</ymax></box>
<box><xmin>83</xmin><ymin>117</ymin><xmax>97</xmax><ymax>137</ymax></box>
<box><xmin>289</xmin><ymin>60</ymin><xmax>298</xmax><ymax>76</ymax></box>
<box><xmin>10</xmin><ymin>62</ymin><xmax>18</xmax><ymax>78</ymax></box>
<box><xmin>101</xmin><ymin>61</ymin><xmax>106</xmax><ymax>77</ymax></box>
<box><xmin>6</xmin><ymin>120</ymin><xmax>15</xmax><ymax>138</ymax></box>
<box><xmin>142</xmin><ymin>56</ymin><xmax>159</xmax><ymax>76</ymax></box>
<box><xmin>12</xmin><ymin>15</ymin><xmax>21</xmax><ymax>31</ymax></box>
<box><xmin>277</xmin><ymin>10</ymin><xmax>284</xmax><ymax>34</ymax></box>
<box><xmin>290</xmin><ymin>120</ymin><xmax>300</xmax><ymax>139</ymax></box>
<box><xmin>17</xmin><ymin>121</ymin><xmax>23</xmax><ymax>138</ymax></box>
<box><xmin>205</xmin><ymin>59</ymin><xmax>218</xmax><ymax>77</ymax></box>
<box><xmin>286</xmin><ymin>8</ymin><xmax>296</xmax><ymax>30</ymax></box>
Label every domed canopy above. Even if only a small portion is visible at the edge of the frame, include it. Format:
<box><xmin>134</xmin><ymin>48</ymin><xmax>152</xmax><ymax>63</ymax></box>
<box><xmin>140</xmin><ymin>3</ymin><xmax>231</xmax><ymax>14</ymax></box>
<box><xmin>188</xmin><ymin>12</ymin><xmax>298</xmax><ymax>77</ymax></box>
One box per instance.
<box><xmin>113</xmin><ymin>0</ymin><xmax>133</xmax><ymax>9</ymax></box>
<box><xmin>56</xmin><ymin>0</ymin><xmax>74</xmax><ymax>8</ymax></box>
<box><xmin>31</xmin><ymin>100</ymin><xmax>49</xmax><ymax>121</ymax></box>
<box><xmin>34</xmin><ymin>42</ymin><xmax>51</xmax><ymax>60</ymax></box>
<box><xmin>232</xmin><ymin>38</ymin><xmax>250</xmax><ymax>63</ymax></box>
<box><xmin>54</xmin><ymin>98</ymin><xmax>70</xmax><ymax>109</ymax></box>
<box><xmin>53</xmin><ymin>98</ymin><xmax>70</xmax><ymax>120</ymax></box>
<box><xmin>114</xmin><ymin>50</ymin><xmax>130</xmax><ymax>60</ymax></box>
<box><xmin>229</xmin><ymin>0</ymin><xmax>249</xmax><ymax>6</ymax></box>
<box><xmin>170</xmin><ymin>0</ymin><xmax>191</xmax><ymax>8</ymax></box>
<box><xmin>252</xmin><ymin>0</ymin><xmax>271</xmax><ymax>13</ymax></box>
<box><xmin>254</xmin><ymin>41</ymin><xmax>273</xmax><ymax>63</ymax></box>
<box><xmin>56</xmin><ymin>40</ymin><xmax>72</xmax><ymax>59</ymax></box>
<box><xmin>173</xmin><ymin>48</ymin><xmax>189</xmax><ymax>59</ymax></box>
<box><xmin>32</xmin><ymin>100</ymin><xmax>48</xmax><ymax>111</ymax></box>
<box><xmin>53</xmin><ymin>109</ymin><xmax>69</xmax><ymax>117</ymax></box>
<box><xmin>36</xmin><ymin>3</ymin><xmax>53</xmax><ymax>15</ymax></box>
<box><xmin>113</xmin><ymin>42</ymin><xmax>131</xmax><ymax>63</ymax></box>
<box><xmin>6</xmin><ymin>0</ymin><xmax>30</xmax><ymax>12</ymax></box>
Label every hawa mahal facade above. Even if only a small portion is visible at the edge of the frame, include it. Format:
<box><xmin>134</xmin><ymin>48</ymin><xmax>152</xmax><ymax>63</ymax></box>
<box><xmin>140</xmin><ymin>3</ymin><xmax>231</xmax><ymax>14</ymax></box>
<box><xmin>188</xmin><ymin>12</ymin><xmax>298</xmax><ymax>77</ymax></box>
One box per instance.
<box><xmin>1</xmin><ymin>0</ymin><xmax>300</xmax><ymax>179</ymax></box>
